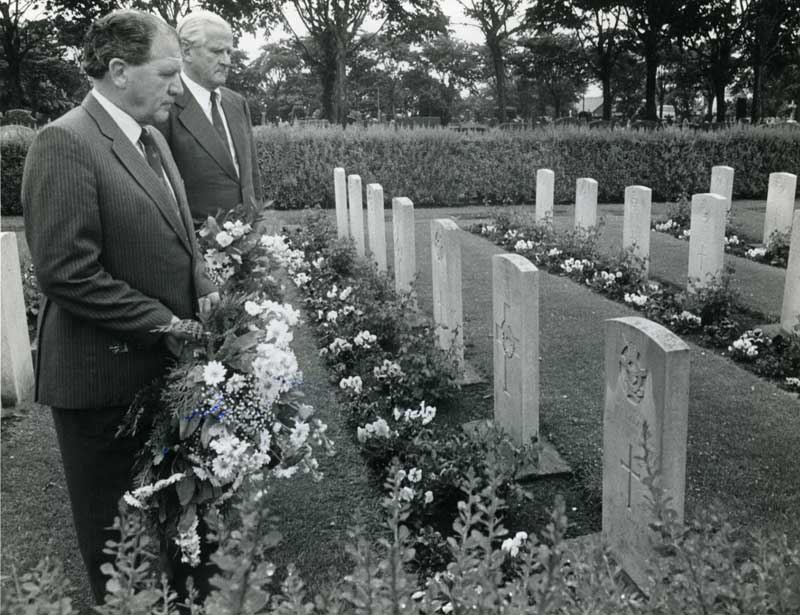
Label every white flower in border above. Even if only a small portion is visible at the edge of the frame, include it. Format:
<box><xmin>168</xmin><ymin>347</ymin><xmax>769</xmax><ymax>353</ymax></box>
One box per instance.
<box><xmin>215</xmin><ymin>231</ymin><xmax>234</xmax><ymax>248</ymax></box>
<box><xmin>339</xmin><ymin>375</ymin><xmax>363</xmax><ymax>395</ymax></box>
<box><xmin>203</xmin><ymin>361</ymin><xmax>227</xmax><ymax>386</ymax></box>
<box><xmin>339</xmin><ymin>286</ymin><xmax>353</xmax><ymax>301</ymax></box>
<box><xmin>245</xmin><ymin>300</ymin><xmax>264</xmax><ymax>316</ymax></box>
<box><xmin>326</xmin><ymin>284</ymin><xmax>339</xmax><ymax>299</ymax></box>
<box><xmin>326</xmin><ymin>310</ymin><xmax>338</xmax><ymax>323</ymax></box>
<box><xmin>354</xmin><ymin>330</ymin><xmax>377</xmax><ymax>348</ymax></box>
<box><xmin>424</xmin><ymin>490</ymin><xmax>434</xmax><ymax>504</ymax></box>
<box><xmin>399</xmin><ymin>486</ymin><xmax>415</xmax><ymax>501</ymax></box>
<box><xmin>408</xmin><ymin>468</ymin><xmax>422</xmax><ymax>483</ymax></box>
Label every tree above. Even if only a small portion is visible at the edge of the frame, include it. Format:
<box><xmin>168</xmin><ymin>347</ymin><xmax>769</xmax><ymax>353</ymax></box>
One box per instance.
<box><xmin>258</xmin><ymin>0</ymin><xmax>445</xmax><ymax>126</ymax></box>
<box><xmin>619</xmin><ymin>0</ymin><xmax>688</xmax><ymax>121</ymax></box>
<box><xmin>511</xmin><ymin>33</ymin><xmax>588</xmax><ymax>118</ymax></box>
<box><xmin>740</xmin><ymin>0</ymin><xmax>800</xmax><ymax>122</ymax></box>
<box><xmin>529</xmin><ymin>0</ymin><xmax>625</xmax><ymax>120</ymax></box>
<box><xmin>456</xmin><ymin>0</ymin><xmax>525</xmax><ymax>122</ymax></box>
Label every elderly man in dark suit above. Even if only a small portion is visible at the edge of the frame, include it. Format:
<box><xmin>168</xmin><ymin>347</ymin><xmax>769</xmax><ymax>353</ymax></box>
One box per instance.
<box><xmin>22</xmin><ymin>10</ymin><xmax>218</xmax><ymax>603</ymax></box>
<box><xmin>158</xmin><ymin>10</ymin><xmax>262</xmax><ymax>223</ymax></box>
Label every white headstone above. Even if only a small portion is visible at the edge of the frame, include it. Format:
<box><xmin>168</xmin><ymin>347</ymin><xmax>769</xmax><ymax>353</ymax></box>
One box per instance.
<box><xmin>781</xmin><ymin>209</ymin><xmax>800</xmax><ymax>333</ymax></box>
<box><xmin>623</xmin><ymin>185</ymin><xmax>653</xmax><ymax>277</ymax></box>
<box><xmin>493</xmin><ymin>254</ymin><xmax>539</xmax><ymax>446</ymax></box>
<box><xmin>710</xmin><ymin>165</ymin><xmax>734</xmax><ymax>216</ymax></box>
<box><xmin>603</xmin><ymin>317</ymin><xmax>690</xmax><ymax>592</ymax></box>
<box><xmin>431</xmin><ymin>219</ymin><xmax>464</xmax><ymax>370</ymax></box>
<box><xmin>366</xmin><ymin>183</ymin><xmax>387</xmax><ymax>273</ymax></box>
<box><xmin>536</xmin><ymin>169</ymin><xmax>555</xmax><ymax>225</ymax></box>
<box><xmin>392</xmin><ymin>197</ymin><xmax>416</xmax><ymax>294</ymax></box>
<box><xmin>334</xmin><ymin>167</ymin><xmax>348</xmax><ymax>239</ymax></box>
<box><xmin>348</xmin><ymin>174</ymin><xmax>366</xmax><ymax>257</ymax></box>
<box><xmin>1</xmin><ymin>233</ymin><xmax>34</xmax><ymax>407</ymax></box>
<box><xmin>574</xmin><ymin>177</ymin><xmax>598</xmax><ymax>230</ymax></box>
<box><xmin>687</xmin><ymin>193</ymin><xmax>727</xmax><ymax>290</ymax></box>
<box><xmin>763</xmin><ymin>172</ymin><xmax>798</xmax><ymax>245</ymax></box>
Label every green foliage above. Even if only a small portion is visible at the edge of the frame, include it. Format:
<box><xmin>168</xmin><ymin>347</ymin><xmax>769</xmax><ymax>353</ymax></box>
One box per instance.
<box><xmin>0</xmin><ymin>557</ymin><xmax>76</xmax><ymax>614</ymax></box>
<box><xmin>0</xmin><ymin>133</ymin><xmax>33</xmax><ymax>216</ymax></box>
<box><xmin>253</xmin><ymin>125</ymin><xmax>800</xmax><ymax>209</ymax></box>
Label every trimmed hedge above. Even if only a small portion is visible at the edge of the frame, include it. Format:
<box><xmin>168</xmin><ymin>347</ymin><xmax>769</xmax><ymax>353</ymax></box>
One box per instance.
<box><xmin>3</xmin><ymin>125</ymin><xmax>799</xmax><ymax>215</ymax></box>
<box><xmin>256</xmin><ymin>124</ymin><xmax>800</xmax><ymax>209</ymax></box>
<box><xmin>0</xmin><ymin>132</ymin><xmax>34</xmax><ymax>216</ymax></box>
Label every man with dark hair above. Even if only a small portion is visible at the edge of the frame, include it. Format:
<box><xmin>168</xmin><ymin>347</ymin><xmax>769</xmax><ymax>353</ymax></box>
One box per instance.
<box><xmin>22</xmin><ymin>9</ymin><xmax>218</xmax><ymax>603</ymax></box>
<box><xmin>158</xmin><ymin>10</ymin><xmax>262</xmax><ymax>223</ymax></box>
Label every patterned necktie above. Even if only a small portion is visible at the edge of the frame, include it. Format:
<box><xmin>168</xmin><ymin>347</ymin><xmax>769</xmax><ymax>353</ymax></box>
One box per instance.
<box><xmin>210</xmin><ymin>91</ymin><xmax>229</xmax><ymax>147</ymax></box>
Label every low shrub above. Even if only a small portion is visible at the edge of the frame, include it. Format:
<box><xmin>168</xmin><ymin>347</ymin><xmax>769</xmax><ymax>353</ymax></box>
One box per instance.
<box><xmin>0</xmin><ymin>133</ymin><xmax>33</xmax><ymax>216</ymax></box>
<box><xmin>254</xmin><ymin>125</ymin><xmax>800</xmax><ymax>209</ymax></box>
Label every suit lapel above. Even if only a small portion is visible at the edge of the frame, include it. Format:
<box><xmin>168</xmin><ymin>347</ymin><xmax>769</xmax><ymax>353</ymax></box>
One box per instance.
<box><xmin>83</xmin><ymin>94</ymin><xmax>192</xmax><ymax>255</ymax></box>
<box><xmin>220</xmin><ymin>90</ymin><xmax>245</xmax><ymax>177</ymax></box>
<box><xmin>175</xmin><ymin>83</ymin><xmax>238</xmax><ymax>182</ymax></box>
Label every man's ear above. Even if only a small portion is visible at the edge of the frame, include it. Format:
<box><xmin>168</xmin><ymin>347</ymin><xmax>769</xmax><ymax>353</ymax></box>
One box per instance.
<box><xmin>181</xmin><ymin>41</ymin><xmax>194</xmax><ymax>62</ymax></box>
<box><xmin>108</xmin><ymin>58</ymin><xmax>128</xmax><ymax>88</ymax></box>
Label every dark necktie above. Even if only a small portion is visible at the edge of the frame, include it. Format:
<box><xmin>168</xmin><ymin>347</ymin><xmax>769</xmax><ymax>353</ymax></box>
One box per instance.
<box><xmin>210</xmin><ymin>91</ymin><xmax>229</xmax><ymax>147</ymax></box>
<box><xmin>139</xmin><ymin>128</ymin><xmax>178</xmax><ymax>211</ymax></box>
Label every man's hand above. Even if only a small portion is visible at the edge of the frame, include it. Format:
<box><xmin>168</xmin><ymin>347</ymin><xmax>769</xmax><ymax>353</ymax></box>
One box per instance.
<box><xmin>163</xmin><ymin>315</ymin><xmax>206</xmax><ymax>358</ymax></box>
<box><xmin>198</xmin><ymin>292</ymin><xmax>221</xmax><ymax>318</ymax></box>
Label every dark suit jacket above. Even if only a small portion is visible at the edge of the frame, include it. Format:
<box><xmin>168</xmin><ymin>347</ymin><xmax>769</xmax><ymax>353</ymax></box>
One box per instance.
<box><xmin>22</xmin><ymin>93</ymin><xmax>216</xmax><ymax>409</ymax></box>
<box><xmin>158</xmin><ymin>81</ymin><xmax>262</xmax><ymax>222</ymax></box>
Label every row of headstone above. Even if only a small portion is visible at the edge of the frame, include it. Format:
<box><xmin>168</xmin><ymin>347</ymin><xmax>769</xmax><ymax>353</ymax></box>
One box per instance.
<box><xmin>533</xmin><ymin>167</ymin><xmax>798</xmax><ymax>328</ymax></box>
<box><xmin>487</xmin><ymin>248</ymin><xmax>691</xmax><ymax>593</ymax></box>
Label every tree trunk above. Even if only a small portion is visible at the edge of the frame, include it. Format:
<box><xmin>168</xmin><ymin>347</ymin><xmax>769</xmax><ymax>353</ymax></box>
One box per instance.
<box><xmin>332</xmin><ymin>38</ymin><xmax>348</xmax><ymax>127</ymax></box>
<box><xmin>751</xmin><ymin>61</ymin><xmax>762</xmax><ymax>123</ymax></box>
<box><xmin>643</xmin><ymin>36</ymin><xmax>659</xmax><ymax>121</ymax></box>
<box><xmin>714</xmin><ymin>77</ymin><xmax>726</xmax><ymax>123</ymax></box>
<box><xmin>487</xmin><ymin>38</ymin><xmax>507</xmax><ymax>123</ymax></box>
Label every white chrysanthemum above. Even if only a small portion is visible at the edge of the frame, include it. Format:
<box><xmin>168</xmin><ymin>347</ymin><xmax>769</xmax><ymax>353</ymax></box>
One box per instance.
<box><xmin>216</xmin><ymin>231</ymin><xmax>234</xmax><ymax>248</ymax></box>
<box><xmin>203</xmin><ymin>361</ymin><xmax>227</xmax><ymax>386</ymax></box>
<box><xmin>245</xmin><ymin>300</ymin><xmax>264</xmax><ymax>316</ymax></box>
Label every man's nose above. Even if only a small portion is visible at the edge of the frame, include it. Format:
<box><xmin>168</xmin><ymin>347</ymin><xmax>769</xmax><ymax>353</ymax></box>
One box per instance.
<box><xmin>169</xmin><ymin>75</ymin><xmax>183</xmax><ymax>96</ymax></box>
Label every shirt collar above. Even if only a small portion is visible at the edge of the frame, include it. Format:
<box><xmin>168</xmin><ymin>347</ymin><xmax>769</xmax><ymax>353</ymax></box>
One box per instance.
<box><xmin>182</xmin><ymin>71</ymin><xmax>221</xmax><ymax>109</ymax></box>
<box><xmin>92</xmin><ymin>88</ymin><xmax>142</xmax><ymax>146</ymax></box>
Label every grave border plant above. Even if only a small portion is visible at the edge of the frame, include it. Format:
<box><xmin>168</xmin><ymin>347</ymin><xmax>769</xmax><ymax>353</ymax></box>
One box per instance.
<box><xmin>472</xmin><ymin>212</ymin><xmax>800</xmax><ymax>394</ymax></box>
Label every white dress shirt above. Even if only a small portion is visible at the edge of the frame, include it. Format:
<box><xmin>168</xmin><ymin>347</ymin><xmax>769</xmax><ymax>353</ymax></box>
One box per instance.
<box><xmin>92</xmin><ymin>89</ymin><xmax>177</xmax><ymax>202</ymax></box>
<box><xmin>181</xmin><ymin>71</ymin><xmax>240</xmax><ymax>176</ymax></box>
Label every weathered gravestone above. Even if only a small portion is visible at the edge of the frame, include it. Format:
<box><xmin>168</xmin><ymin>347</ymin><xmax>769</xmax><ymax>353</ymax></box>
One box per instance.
<box><xmin>535</xmin><ymin>169</ymin><xmax>555</xmax><ymax>224</ymax></box>
<box><xmin>687</xmin><ymin>193</ymin><xmax>727</xmax><ymax>290</ymax></box>
<box><xmin>622</xmin><ymin>186</ymin><xmax>653</xmax><ymax>277</ymax></box>
<box><xmin>603</xmin><ymin>317</ymin><xmax>690</xmax><ymax>592</ymax></box>
<box><xmin>492</xmin><ymin>254</ymin><xmax>539</xmax><ymax>446</ymax></box>
<box><xmin>348</xmin><ymin>174</ymin><xmax>366</xmax><ymax>257</ymax></box>
<box><xmin>431</xmin><ymin>219</ymin><xmax>464</xmax><ymax>370</ymax></box>
<box><xmin>575</xmin><ymin>177</ymin><xmax>598</xmax><ymax>230</ymax></box>
<box><xmin>709</xmin><ymin>165</ymin><xmax>734</xmax><ymax>216</ymax></box>
<box><xmin>366</xmin><ymin>183</ymin><xmax>387</xmax><ymax>273</ymax></box>
<box><xmin>1</xmin><ymin>232</ymin><xmax>34</xmax><ymax>407</ymax></box>
<box><xmin>763</xmin><ymin>172</ymin><xmax>798</xmax><ymax>244</ymax></box>
<box><xmin>333</xmin><ymin>168</ymin><xmax>348</xmax><ymax>239</ymax></box>
<box><xmin>781</xmin><ymin>210</ymin><xmax>800</xmax><ymax>333</ymax></box>
<box><xmin>392</xmin><ymin>197</ymin><xmax>416</xmax><ymax>294</ymax></box>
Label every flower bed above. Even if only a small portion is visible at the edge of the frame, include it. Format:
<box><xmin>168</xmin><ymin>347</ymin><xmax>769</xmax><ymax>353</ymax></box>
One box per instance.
<box><xmin>474</xmin><ymin>212</ymin><xmax>799</xmax><ymax>394</ymax></box>
<box><xmin>652</xmin><ymin>195</ymin><xmax>790</xmax><ymax>269</ymax></box>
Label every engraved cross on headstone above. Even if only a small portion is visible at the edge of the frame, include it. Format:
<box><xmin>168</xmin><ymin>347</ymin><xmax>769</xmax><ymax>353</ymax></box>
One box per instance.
<box><xmin>495</xmin><ymin>302</ymin><xmax>519</xmax><ymax>393</ymax></box>
<box><xmin>620</xmin><ymin>443</ymin><xmax>642</xmax><ymax>509</ymax></box>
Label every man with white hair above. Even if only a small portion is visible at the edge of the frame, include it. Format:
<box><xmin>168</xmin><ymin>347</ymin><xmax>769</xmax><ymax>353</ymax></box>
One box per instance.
<box><xmin>158</xmin><ymin>10</ymin><xmax>262</xmax><ymax>223</ymax></box>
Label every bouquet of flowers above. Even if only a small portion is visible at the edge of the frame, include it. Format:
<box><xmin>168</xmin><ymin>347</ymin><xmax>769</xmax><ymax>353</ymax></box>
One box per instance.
<box><xmin>197</xmin><ymin>200</ymin><xmax>282</xmax><ymax>295</ymax></box>
<box><xmin>122</xmin><ymin>205</ymin><xmax>332</xmax><ymax>566</ymax></box>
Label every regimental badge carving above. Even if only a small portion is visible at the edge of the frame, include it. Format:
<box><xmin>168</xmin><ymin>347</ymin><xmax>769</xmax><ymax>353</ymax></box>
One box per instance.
<box><xmin>619</xmin><ymin>339</ymin><xmax>647</xmax><ymax>404</ymax></box>
<box><xmin>500</xmin><ymin>319</ymin><xmax>516</xmax><ymax>358</ymax></box>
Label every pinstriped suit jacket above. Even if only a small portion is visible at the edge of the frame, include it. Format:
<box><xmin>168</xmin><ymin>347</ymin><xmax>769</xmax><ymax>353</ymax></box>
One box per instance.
<box><xmin>21</xmin><ymin>93</ymin><xmax>217</xmax><ymax>409</ymax></box>
<box><xmin>157</xmin><ymin>82</ymin><xmax>263</xmax><ymax>223</ymax></box>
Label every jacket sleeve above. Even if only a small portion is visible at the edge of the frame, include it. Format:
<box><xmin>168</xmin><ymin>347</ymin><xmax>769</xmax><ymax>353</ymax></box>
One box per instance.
<box><xmin>243</xmin><ymin>98</ymin><xmax>263</xmax><ymax>202</ymax></box>
<box><xmin>22</xmin><ymin>125</ymin><xmax>174</xmax><ymax>347</ymax></box>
